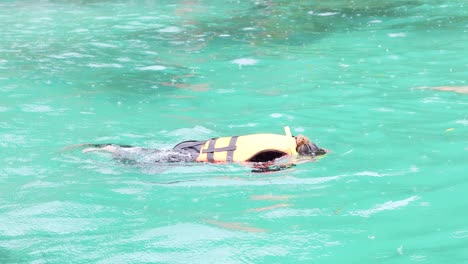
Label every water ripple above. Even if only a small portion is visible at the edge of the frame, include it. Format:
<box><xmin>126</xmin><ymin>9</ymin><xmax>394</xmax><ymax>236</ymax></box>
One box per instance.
<box><xmin>349</xmin><ymin>196</ymin><xmax>420</xmax><ymax>217</ymax></box>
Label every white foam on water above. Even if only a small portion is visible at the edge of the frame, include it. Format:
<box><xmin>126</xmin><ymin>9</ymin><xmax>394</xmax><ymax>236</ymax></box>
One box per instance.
<box><xmin>410</xmin><ymin>255</ymin><xmax>427</xmax><ymax>262</ymax></box>
<box><xmin>141</xmin><ymin>23</ymin><xmax>163</xmax><ymax>28</ymax></box>
<box><xmin>422</xmin><ymin>96</ymin><xmax>442</xmax><ymax>104</ymax></box>
<box><xmin>397</xmin><ymin>245</ymin><xmax>404</xmax><ymax>255</ymax></box>
<box><xmin>388</xmin><ymin>33</ymin><xmax>407</xmax><ymax>38</ymax></box>
<box><xmin>95</xmin><ymin>136</ymin><xmax>121</xmax><ymax>142</ymax></box>
<box><xmin>263</xmin><ymin>208</ymin><xmax>324</xmax><ymax>219</ymax></box>
<box><xmin>231</xmin><ymin>58</ymin><xmax>258</xmax><ymax>66</ymax></box>
<box><xmin>294</xmin><ymin>127</ymin><xmax>305</xmax><ymax>132</ymax></box>
<box><xmin>170</xmin><ymin>41</ymin><xmax>185</xmax><ymax>45</ymax></box>
<box><xmin>127</xmin><ymin>21</ymin><xmax>144</xmax><ymax>26</ymax></box>
<box><xmin>88</xmin><ymin>63</ymin><xmax>123</xmax><ymax>68</ymax></box>
<box><xmin>456</xmin><ymin>119</ymin><xmax>468</xmax><ymax>126</ymax></box>
<box><xmin>95</xmin><ymin>249</ymin><xmax>241</xmax><ymax>264</ymax></box>
<box><xmin>130</xmin><ymin>223</ymin><xmax>241</xmax><ymax>245</ymax></box>
<box><xmin>35</xmin><ymin>16</ymin><xmax>53</xmax><ymax>22</ymax></box>
<box><xmin>270</xmin><ymin>113</ymin><xmax>283</xmax><ymax>118</ymax></box>
<box><xmin>158</xmin><ymin>176</ymin><xmax>339</xmax><ymax>187</ymax></box>
<box><xmin>219</xmin><ymin>34</ymin><xmax>231</xmax><ymax>37</ymax></box>
<box><xmin>119</xmin><ymin>133</ymin><xmax>146</xmax><ymax>139</ymax></box>
<box><xmin>0</xmin><ymin>106</ymin><xmax>8</xmax><ymax>112</ymax></box>
<box><xmin>374</xmin><ymin>107</ymin><xmax>395</xmax><ymax>112</ymax></box>
<box><xmin>21</xmin><ymin>104</ymin><xmax>53</xmax><ymax>113</ymax></box>
<box><xmin>215</xmin><ymin>89</ymin><xmax>235</xmax><ymax>94</ymax></box>
<box><xmin>95</xmin><ymin>16</ymin><xmax>114</xmax><ymax>20</ymax></box>
<box><xmin>308</xmin><ymin>11</ymin><xmax>339</xmax><ymax>16</ymax></box>
<box><xmin>90</xmin><ymin>42</ymin><xmax>118</xmax><ymax>48</ymax></box>
<box><xmin>354</xmin><ymin>167</ymin><xmax>419</xmax><ymax>178</ymax></box>
<box><xmin>349</xmin><ymin>196</ymin><xmax>420</xmax><ymax>217</ymax></box>
<box><xmin>138</xmin><ymin>16</ymin><xmax>160</xmax><ymax>20</ymax></box>
<box><xmin>113</xmin><ymin>25</ymin><xmax>139</xmax><ymax>30</ymax></box>
<box><xmin>50</xmin><ymin>52</ymin><xmax>93</xmax><ymax>59</ymax></box>
<box><xmin>166</xmin><ymin>126</ymin><xmax>214</xmax><ymax>139</ymax></box>
<box><xmin>452</xmin><ymin>230</ymin><xmax>468</xmax><ymax>238</ymax></box>
<box><xmin>4</xmin><ymin>201</ymin><xmax>103</xmax><ymax>217</ymax></box>
<box><xmin>228</xmin><ymin>123</ymin><xmax>257</xmax><ymax>128</ymax></box>
<box><xmin>159</xmin><ymin>26</ymin><xmax>183</xmax><ymax>33</ymax></box>
<box><xmin>143</xmin><ymin>51</ymin><xmax>158</xmax><ymax>55</ymax></box>
<box><xmin>0</xmin><ymin>134</ymin><xmax>27</xmax><ymax>147</ymax></box>
<box><xmin>0</xmin><ymin>217</ymin><xmax>102</xmax><ymax>236</ymax></box>
<box><xmin>115</xmin><ymin>57</ymin><xmax>131</xmax><ymax>62</ymax></box>
<box><xmin>388</xmin><ymin>55</ymin><xmax>401</xmax><ymax>60</ymax></box>
<box><xmin>21</xmin><ymin>181</ymin><xmax>62</xmax><ymax>190</ymax></box>
<box><xmin>137</xmin><ymin>65</ymin><xmax>166</xmax><ymax>71</ymax></box>
<box><xmin>85</xmin><ymin>165</ymin><xmax>121</xmax><ymax>175</ymax></box>
<box><xmin>111</xmin><ymin>188</ymin><xmax>143</xmax><ymax>195</ymax></box>
<box><xmin>72</xmin><ymin>28</ymin><xmax>89</xmax><ymax>33</ymax></box>
<box><xmin>0</xmin><ymin>59</ymin><xmax>7</xmax><ymax>64</ymax></box>
<box><xmin>319</xmin><ymin>12</ymin><xmax>339</xmax><ymax>16</ymax></box>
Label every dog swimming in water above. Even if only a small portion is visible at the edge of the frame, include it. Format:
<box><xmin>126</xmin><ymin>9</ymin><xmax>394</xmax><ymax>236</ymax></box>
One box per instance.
<box><xmin>79</xmin><ymin>127</ymin><xmax>327</xmax><ymax>172</ymax></box>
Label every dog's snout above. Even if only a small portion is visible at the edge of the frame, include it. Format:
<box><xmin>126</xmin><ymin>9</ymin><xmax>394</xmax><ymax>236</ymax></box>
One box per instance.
<box><xmin>297</xmin><ymin>142</ymin><xmax>326</xmax><ymax>156</ymax></box>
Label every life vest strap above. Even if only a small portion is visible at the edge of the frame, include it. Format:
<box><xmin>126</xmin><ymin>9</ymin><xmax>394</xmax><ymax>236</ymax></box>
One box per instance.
<box><xmin>202</xmin><ymin>146</ymin><xmax>236</xmax><ymax>153</ymax></box>
<box><xmin>202</xmin><ymin>136</ymin><xmax>239</xmax><ymax>162</ymax></box>
<box><xmin>226</xmin><ymin>136</ymin><xmax>238</xmax><ymax>162</ymax></box>
<box><xmin>205</xmin><ymin>138</ymin><xmax>217</xmax><ymax>162</ymax></box>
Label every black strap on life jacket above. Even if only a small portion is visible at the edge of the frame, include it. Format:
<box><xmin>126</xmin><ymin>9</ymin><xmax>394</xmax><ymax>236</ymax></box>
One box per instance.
<box><xmin>202</xmin><ymin>136</ymin><xmax>238</xmax><ymax>162</ymax></box>
<box><xmin>172</xmin><ymin>140</ymin><xmax>207</xmax><ymax>152</ymax></box>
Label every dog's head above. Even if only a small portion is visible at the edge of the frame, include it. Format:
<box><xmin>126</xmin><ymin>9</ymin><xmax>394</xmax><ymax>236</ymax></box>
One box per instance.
<box><xmin>295</xmin><ymin>135</ymin><xmax>327</xmax><ymax>157</ymax></box>
<box><xmin>297</xmin><ymin>142</ymin><xmax>327</xmax><ymax>156</ymax></box>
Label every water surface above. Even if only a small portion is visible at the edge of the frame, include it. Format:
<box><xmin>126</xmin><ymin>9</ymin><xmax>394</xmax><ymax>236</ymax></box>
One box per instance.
<box><xmin>1</xmin><ymin>0</ymin><xmax>467</xmax><ymax>263</ymax></box>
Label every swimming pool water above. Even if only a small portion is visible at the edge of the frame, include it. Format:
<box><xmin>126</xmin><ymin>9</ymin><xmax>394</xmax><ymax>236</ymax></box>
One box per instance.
<box><xmin>1</xmin><ymin>1</ymin><xmax>467</xmax><ymax>263</ymax></box>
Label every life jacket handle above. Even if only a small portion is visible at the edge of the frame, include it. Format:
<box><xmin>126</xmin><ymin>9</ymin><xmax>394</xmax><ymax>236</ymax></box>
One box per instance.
<box><xmin>284</xmin><ymin>126</ymin><xmax>297</xmax><ymax>155</ymax></box>
<box><xmin>284</xmin><ymin>126</ymin><xmax>292</xmax><ymax>137</ymax></box>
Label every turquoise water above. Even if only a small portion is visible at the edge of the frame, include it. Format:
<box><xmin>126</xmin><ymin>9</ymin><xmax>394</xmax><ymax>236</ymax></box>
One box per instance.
<box><xmin>1</xmin><ymin>0</ymin><xmax>467</xmax><ymax>263</ymax></box>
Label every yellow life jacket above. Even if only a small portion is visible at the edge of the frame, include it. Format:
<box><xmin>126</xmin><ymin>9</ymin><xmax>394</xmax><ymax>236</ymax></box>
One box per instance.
<box><xmin>196</xmin><ymin>127</ymin><xmax>297</xmax><ymax>163</ymax></box>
